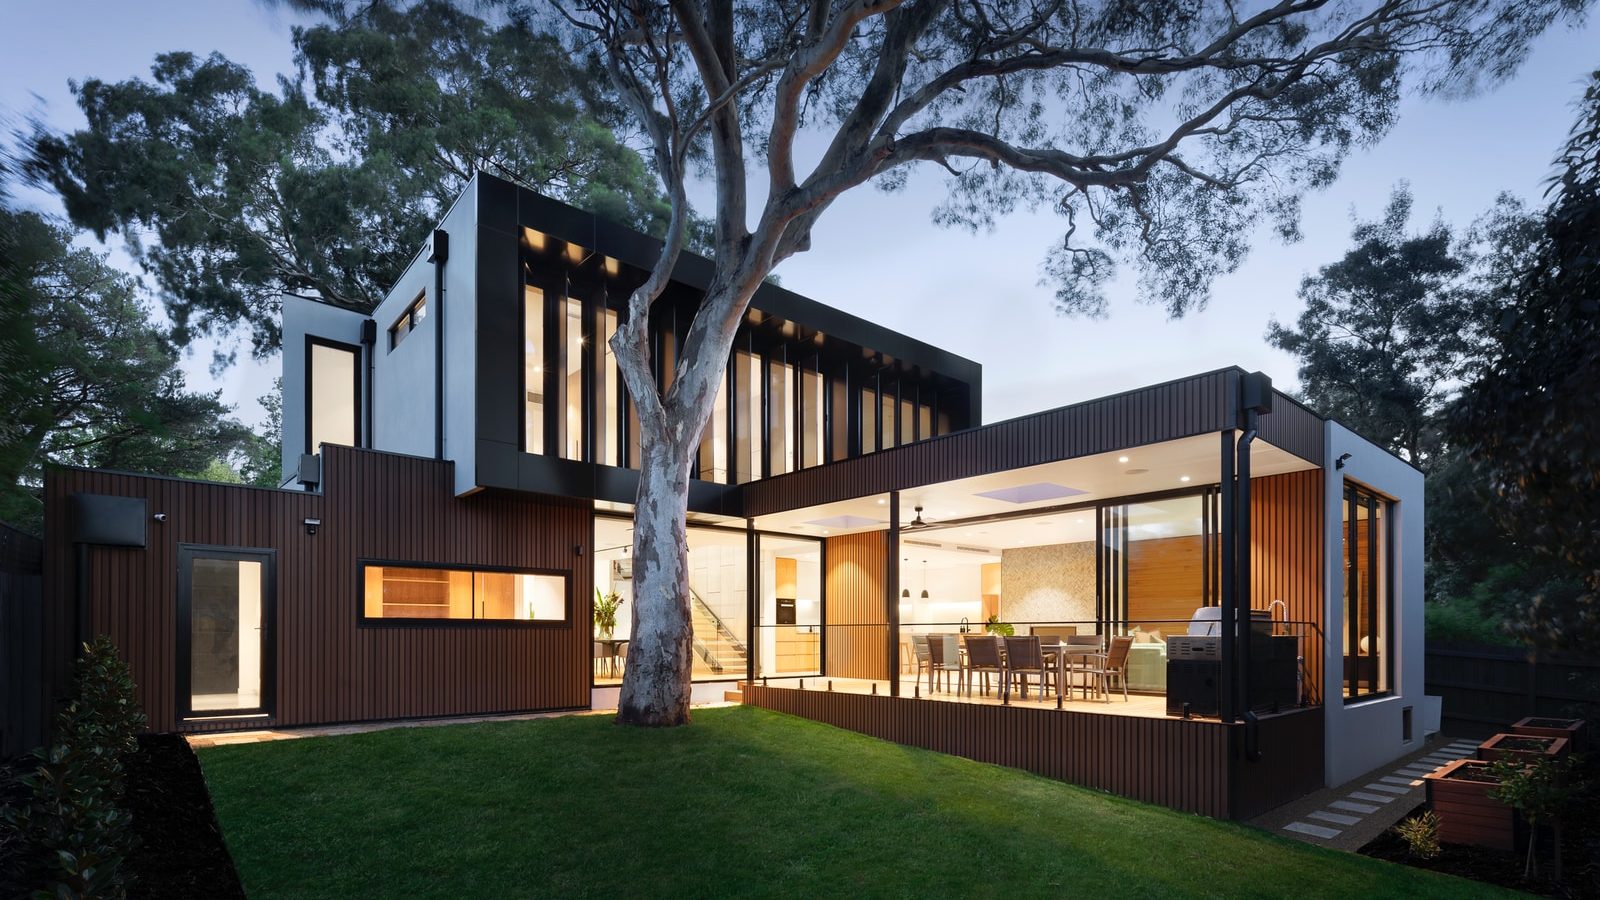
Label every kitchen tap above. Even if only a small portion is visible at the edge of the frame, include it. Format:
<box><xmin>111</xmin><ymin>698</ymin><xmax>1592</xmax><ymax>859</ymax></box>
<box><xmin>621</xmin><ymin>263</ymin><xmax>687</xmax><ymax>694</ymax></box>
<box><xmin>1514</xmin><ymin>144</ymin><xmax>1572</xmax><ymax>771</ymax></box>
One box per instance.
<box><xmin>960</xmin><ymin>616</ymin><xmax>970</xmax><ymax>634</ymax></box>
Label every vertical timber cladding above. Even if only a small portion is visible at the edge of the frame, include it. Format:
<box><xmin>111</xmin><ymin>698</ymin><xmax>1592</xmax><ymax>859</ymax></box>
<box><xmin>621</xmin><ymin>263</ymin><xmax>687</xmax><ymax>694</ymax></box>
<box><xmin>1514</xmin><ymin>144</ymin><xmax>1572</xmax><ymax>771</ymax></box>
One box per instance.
<box><xmin>42</xmin><ymin>445</ymin><xmax>592</xmax><ymax>732</ymax></box>
<box><xmin>744</xmin><ymin>685</ymin><xmax>1237</xmax><ymax>817</ymax></box>
<box><xmin>823</xmin><ymin>531</ymin><xmax>889</xmax><ymax>680</ymax></box>
<box><xmin>1248</xmin><ymin>469</ymin><xmax>1326</xmax><ymax>705</ymax></box>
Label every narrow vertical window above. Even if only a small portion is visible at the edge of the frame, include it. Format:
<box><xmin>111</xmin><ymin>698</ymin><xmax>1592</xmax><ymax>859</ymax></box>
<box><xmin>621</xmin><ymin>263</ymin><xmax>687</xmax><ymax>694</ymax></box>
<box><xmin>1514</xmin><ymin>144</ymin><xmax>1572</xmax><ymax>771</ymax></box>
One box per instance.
<box><xmin>801</xmin><ymin>365</ymin><xmax>823</xmax><ymax>468</ymax></box>
<box><xmin>860</xmin><ymin>386</ymin><xmax>877</xmax><ymax>454</ymax></box>
<box><xmin>697</xmin><ymin>372</ymin><xmax>729</xmax><ymax>483</ymax></box>
<box><xmin>1343</xmin><ymin>483</ymin><xmax>1392</xmax><ymax>701</ymax></box>
<box><xmin>829</xmin><ymin>376</ymin><xmax>848</xmax><ymax>462</ymax></box>
<box><xmin>881</xmin><ymin>392</ymin><xmax>897</xmax><ymax>450</ymax></box>
<box><xmin>306</xmin><ymin>338</ymin><xmax>358</xmax><ymax>454</ymax></box>
<box><xmin>601</xmin><ymin>309</ymin><xmax>619</xmax><ymax>467</ymax></box>
<box><xmin>900</xmin><ymin>396</ymin><xmax>915</xmax><ymax>446</ymax></box>
<box><xmin>523</xmin><ymin>286</ymin><xmax>545</xmax><ymax>454</ymax></box>
<box><xmin>561</xmin><ymin>296</ymin><xmax>584</xmax><ymax>460</ymax></box>
<box><xmin>734</xmin><ymin>351</ymin><xmax>762</xmax><ymax>482</ymax></box>
<box><xmin>769</xmin><ymin>359</ymin><xmax>793</xmax><ymax>476</ymax></box>
<box><xmin>918</xmin><ymin>401</ymin><xmax>933</xmax><ymax>442</ymax></box>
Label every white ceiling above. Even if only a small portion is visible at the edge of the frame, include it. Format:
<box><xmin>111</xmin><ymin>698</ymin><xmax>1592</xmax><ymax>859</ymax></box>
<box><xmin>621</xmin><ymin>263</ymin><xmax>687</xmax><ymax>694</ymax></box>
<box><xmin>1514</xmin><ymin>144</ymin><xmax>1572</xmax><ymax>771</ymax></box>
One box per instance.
<box><xmin>752</xmin><ymin>434</ymin><xmax>1313</xmax><ymax>542</ymax></box>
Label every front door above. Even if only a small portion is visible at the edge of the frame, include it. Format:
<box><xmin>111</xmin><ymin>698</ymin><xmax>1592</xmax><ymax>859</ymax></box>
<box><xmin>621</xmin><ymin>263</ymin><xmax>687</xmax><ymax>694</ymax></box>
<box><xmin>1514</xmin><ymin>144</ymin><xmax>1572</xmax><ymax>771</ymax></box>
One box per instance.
<box><xmin>178</xmin><ymin>546</ymin><xmax>275</xmax><ymax>719</ymax></box>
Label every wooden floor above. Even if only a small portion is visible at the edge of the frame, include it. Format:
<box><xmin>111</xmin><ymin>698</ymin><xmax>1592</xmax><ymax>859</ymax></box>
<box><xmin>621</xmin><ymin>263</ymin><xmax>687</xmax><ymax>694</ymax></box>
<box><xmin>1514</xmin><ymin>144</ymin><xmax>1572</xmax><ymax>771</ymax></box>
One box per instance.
<box><xmin>756</xmin><ymin>674</ymin><xmax>1188</xmax><ymax>720</ymax></box>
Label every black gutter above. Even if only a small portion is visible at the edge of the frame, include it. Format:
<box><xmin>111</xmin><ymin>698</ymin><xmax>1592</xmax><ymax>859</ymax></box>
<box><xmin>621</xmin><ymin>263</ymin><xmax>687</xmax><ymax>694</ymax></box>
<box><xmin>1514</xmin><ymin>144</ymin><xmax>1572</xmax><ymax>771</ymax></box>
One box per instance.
<box><xmin>429</xmin><ymin>229</ymin><xmax>450</xmax><ymax>460</ymax></box>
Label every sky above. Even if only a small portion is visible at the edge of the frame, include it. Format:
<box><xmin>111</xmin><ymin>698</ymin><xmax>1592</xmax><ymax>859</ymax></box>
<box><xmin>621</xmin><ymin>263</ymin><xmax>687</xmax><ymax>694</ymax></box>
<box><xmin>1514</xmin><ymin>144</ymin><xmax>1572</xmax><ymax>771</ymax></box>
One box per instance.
<box><xmin>3</xmin><ymin>2</ymin><xmax>1598</xmax><ymax>429</ymax></box>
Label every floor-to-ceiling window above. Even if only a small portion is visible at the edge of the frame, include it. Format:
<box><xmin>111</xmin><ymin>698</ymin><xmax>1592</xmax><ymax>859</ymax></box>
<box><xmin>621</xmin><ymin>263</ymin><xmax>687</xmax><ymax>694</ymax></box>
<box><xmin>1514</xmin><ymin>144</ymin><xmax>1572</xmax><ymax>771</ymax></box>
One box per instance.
<box><xmin>560</xmin><ymin>296</ymin><xmax>585</xmax><ymax>460</ymax></box>
<box><xmin>592</xmin><ymin>518</ymin><xmax>750</xmax><ymax>684</ymax></box>
<box><xmin>735</xmin><ymin>351</ymin><xmax>762</xmax><ymax>483</ymax></box>
<box><xmin>601</xmin><ymin>309</ymin><xmax>620</xmax><ymax>466</ymax></box>
<box><xmin>758</xmin><ymin>535</ymin><xmax>822</xmax><ymax>677</ymax></box>
<box><xmin>1343</xmin><ymin>483</ymin><xmax>1391</xmax><ymax>700</ymax></box>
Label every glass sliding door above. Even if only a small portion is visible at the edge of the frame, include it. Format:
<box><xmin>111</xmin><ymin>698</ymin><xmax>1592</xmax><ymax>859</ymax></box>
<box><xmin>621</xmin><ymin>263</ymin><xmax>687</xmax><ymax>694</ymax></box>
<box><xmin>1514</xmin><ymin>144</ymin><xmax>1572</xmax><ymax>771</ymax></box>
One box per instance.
<box><xmin>179</xmin><ymin>546</ymin><xmax>274</xmax><ymax>718</ymax></box>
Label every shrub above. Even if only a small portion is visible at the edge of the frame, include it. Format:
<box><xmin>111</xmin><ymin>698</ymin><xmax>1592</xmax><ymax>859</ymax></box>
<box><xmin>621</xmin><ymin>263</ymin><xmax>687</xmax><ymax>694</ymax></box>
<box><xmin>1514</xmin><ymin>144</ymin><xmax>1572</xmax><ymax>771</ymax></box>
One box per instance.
<box><xmin>1489</xmin><ymin>755</ymin><xmax>1585</xmax><ymax>881</ymax></box>
<box><xmin>1393</xmin><ymin>811</ymin><xmax>1442</xmax><ymax>860</ymax></box>
<box><xmin>1</xmin><ymin>635</ymin><xmax>147</xmax><ymax>898</ymax></box>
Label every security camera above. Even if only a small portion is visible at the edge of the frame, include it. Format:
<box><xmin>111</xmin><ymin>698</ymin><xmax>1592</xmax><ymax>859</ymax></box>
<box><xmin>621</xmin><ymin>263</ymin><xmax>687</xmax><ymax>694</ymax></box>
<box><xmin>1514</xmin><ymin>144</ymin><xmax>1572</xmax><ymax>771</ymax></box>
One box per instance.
<box><xmin>304</xmin><ymin>517</ymin><xmax>322</xmax><ymax>535</ymax></box>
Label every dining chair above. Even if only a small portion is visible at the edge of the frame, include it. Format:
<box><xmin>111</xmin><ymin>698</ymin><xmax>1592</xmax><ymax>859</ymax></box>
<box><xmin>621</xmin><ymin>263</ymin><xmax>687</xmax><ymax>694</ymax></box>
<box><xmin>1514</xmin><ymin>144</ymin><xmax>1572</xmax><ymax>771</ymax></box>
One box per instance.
<box><xmin>962</xmin><ymin>634</ymin><xmax>1004</xmax><ymax>698</ymax></box>
<box><xmin>615</xmin><ymin>639</ymin><xmax>629</xmax><ymax>676</ymax></box>
<box><xmin>1082</xmin><ymin>635</ymin><xmax>1136</xmax><ymax>702</ymax></box>
<box><xmin>910</xmin><ymin>634</ymin><xmax>931</xmax><ymax>693</ymax></box>
<box><xmin>592</xmin><ymin>640</ymin><xmax>611</xmax><ymax>678</ymax></box>
<box><xmin>1003</xmin><ymin>635</ymin><xmax>1053</xmax><ymax>701</ymax></box>
<box><xmin>926</xmin><ymin>634</ymin><xmax>961</xmax><ymax>694</ymax></box>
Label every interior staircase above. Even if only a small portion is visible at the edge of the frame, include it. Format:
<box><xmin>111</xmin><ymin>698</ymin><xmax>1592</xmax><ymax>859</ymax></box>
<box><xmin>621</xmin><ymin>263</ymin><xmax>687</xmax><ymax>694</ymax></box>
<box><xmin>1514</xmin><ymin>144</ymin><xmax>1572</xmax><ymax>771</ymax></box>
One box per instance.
<box><xmin>689</xmin><ymin>587</ymin><xmax>747</xmax><ymax>679</ymax></box>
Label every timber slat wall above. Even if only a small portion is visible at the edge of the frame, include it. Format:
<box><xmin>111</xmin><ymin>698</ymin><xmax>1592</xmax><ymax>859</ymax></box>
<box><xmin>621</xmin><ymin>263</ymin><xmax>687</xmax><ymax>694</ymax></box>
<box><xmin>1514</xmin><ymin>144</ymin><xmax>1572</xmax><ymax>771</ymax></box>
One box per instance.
<box><xmin>823</xmin><ymin>532</ymin><xmax>888</xmax><ymax>680</ymax></box>
<box><xmin>1249</xmin><ymin>469</ymin><xmax>1326</xmax><ymax>704</ymax></box>
<box><xmin>743</xmin><ymin>368</ymin><xmax>1327</xmax><ymax>518</ymax></box>
<box><xmin>1425</xmin><ymin>645</ymin><xmax>1599</xmax><ymax>738</ymax></box>
<box><xmin>745</xmin><ymin>685</ymin><xmax>1324</xmax><ymax>819</ymax></box>
<box><xmin>43</xmin><ymin>446</ymin><xmax>591</xmax><ymax>732</ymax></box>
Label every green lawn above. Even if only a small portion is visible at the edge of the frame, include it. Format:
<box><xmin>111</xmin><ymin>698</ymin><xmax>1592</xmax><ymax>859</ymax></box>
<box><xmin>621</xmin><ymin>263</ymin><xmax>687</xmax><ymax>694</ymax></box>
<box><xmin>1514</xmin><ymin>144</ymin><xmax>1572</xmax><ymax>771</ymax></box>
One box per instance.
<box><xmin>199</xmin><ymin>706</ymin><xmax>1508</xmax><ymax>899</ymax></box>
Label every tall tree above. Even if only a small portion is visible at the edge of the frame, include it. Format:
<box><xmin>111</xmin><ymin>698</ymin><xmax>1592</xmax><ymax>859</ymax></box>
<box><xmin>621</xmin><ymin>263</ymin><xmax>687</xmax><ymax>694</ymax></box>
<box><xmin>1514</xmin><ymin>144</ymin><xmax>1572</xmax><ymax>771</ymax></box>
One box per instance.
<box><xmin>26</xmin><ymin>0</ymin><xmax>673</xmax><ymax>355</ymax></box>
<box><xmin>0</xmin><ymin>198</ymin><xmax>254</xmax><ymax>533</ymax></box>
<box><xmin>517</xmin><ymin>0</ymin><xmax>1580</xmax><ymax>726</ymax></box>
<box><xmin>1453</xmin><ymin>71</ymin><xmax>1600</xmax><ymax>651</ymax></box>
<box><xmin>1266</xmin><ymin>186</ymin><xmax>1494</xmax><ymax>471</ymax></box>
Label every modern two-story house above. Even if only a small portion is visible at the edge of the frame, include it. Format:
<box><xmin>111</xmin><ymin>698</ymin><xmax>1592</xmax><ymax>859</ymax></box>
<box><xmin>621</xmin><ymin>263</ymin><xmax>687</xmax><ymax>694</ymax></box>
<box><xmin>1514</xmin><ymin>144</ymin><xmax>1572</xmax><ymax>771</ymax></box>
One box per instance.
<box><xmin>41</xmin><ymin>173</ymin><xmax>1424</xmax><ymax>820</ymax></box>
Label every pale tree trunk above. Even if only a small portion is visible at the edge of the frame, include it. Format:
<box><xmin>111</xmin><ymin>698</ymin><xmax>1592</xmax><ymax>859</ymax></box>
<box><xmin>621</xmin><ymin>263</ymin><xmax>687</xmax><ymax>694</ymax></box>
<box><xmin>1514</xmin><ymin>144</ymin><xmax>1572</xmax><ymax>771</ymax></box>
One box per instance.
<box><xmin>615</xmin><ymin>435</ymin><xmax>697</xmax><ymax>726</ymax></box>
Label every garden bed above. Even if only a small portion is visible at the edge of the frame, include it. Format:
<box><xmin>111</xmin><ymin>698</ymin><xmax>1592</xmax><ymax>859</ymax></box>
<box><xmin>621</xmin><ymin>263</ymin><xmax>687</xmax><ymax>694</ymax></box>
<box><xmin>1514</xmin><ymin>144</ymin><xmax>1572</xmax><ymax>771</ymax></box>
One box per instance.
<box><xmin>1478</xmin><ymin>732</ymin><xmax>1569</xmax><ymax>763</ymax></box>
<box><xmin>1360</xmin><ymin>805</ymin><xmax>1591</xmax><ymax>898</ymax></box>
<box><xmin>1424</xmin><ymin>758</ymin><xmax>1517</xmax><ymax>851</ymax></box>
<box><xmin>1512</xmin><ymin>717</ymin><xmax>1588</xmax><ymax>754</ymax></box>
<box><xmin>124</xmin><ymin>733</ymin><xmax>246</xmax><ymax>900</ymax></box>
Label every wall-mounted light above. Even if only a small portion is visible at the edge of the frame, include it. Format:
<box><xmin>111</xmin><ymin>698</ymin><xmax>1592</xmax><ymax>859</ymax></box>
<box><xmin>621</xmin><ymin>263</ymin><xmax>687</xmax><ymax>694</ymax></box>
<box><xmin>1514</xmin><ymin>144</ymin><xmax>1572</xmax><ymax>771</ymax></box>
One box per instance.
<box><xmin>304</xmin><ymin>517</ymin><xmax>322</xmax><ymax>536</ymax></box>
<box><xmin>1336</xmin><ymin>452</ymin><xmax>1353</xmax><ymax>470</ymax></box>
<box><xmin>152</xmin><ymin>513</ymin><xmax>168</xmax><ymax>523</ymax></box>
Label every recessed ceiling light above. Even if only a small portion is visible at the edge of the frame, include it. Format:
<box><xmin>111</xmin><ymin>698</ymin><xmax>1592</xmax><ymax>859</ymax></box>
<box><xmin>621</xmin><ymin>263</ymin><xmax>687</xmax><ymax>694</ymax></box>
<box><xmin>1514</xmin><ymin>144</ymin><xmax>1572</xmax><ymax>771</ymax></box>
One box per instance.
<box><xmin>876</xmin><ymin>498</ymin><xmax>886</xmax><ymax>505</ymax></box>
<box><xmin>1179</xmin><ymin>475</ymin><xmax>1191</xmax><ymax>483</ymax></box>
<box><xmin>1118</xmin><ymin>456</ymin><xmax>1130</xmax><ymax>463</ymax></box>
<box><xmin>821</xmin><ymin>529</ymin><xmax>830</xmax><ymax>535</ymax></box>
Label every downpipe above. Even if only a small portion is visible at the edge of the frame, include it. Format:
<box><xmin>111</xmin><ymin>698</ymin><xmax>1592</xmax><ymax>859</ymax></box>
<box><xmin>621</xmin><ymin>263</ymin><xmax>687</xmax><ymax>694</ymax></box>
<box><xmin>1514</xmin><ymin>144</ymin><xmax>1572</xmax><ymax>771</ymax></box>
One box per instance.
<box><xmin>430</xmin><ymin>229</ymin><xmax>449</xmax><ymax>460</ymax></box>
<box><xmin>1237</xmin><ymin>408</ymin><xmax>1262</xmax><ymax>762</ymax></box>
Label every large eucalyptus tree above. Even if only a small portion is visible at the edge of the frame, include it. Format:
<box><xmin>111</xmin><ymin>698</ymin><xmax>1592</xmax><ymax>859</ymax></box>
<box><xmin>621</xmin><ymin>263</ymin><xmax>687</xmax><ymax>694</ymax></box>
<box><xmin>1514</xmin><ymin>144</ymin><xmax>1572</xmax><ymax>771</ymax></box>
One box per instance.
<box><xmin>541</xmin><ymin>0</ymin><xmax>1582</xmax><ymax>726</ymax></box>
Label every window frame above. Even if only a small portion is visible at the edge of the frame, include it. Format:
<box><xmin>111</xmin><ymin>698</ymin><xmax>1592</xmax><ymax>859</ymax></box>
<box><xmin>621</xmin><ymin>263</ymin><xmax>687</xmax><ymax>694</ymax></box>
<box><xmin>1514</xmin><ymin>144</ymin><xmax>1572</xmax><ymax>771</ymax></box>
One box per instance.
<box><xmin>356</xmin><ymin>558</ymin><xmax>573</xmax><ymax>628</ymax></box>
<box><xmin>1342</xmin><ymin>481</ymin><xmax>1395</xmax><ymax>703</ymax></box>
<box><xmin>388</xmin><ymin>290</ymin><xmax>427</xmax><ymax>351</ymax></box>
<box><xmin>175</xmin><ymin>544</ymin><xmax>278</xmax><ymax>721</ymax></box>
<box><xmin>303</xmin><ymin>334</ymin><xmax>362</xmax><ymax>456</ymax></box>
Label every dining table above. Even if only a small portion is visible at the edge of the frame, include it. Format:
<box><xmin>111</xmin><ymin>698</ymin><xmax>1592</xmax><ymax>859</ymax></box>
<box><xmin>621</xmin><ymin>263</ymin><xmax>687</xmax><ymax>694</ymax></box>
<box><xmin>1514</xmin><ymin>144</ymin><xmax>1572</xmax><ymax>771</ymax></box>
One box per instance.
<box><xmin>595</xmin><ymin>637</ymin><xmax>629</xmax><ymax>678</ymax></box>
<box><xmin>1044</xmin><ymin>642</ymin><xmax>1106</xmax><ymax>701</ymax></box>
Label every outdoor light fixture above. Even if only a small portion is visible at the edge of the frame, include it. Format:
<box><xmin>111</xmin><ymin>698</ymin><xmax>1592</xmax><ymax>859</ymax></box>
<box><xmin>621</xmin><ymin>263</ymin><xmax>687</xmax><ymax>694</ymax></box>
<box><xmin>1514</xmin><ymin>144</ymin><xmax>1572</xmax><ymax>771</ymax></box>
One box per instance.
<box><xmin>1336</xmin><ymin>452</ymin><xmax>1353</xmax><ymax>470</ymax></box>
<box><xmin>304</xmin><ymin>517</ymin><xmax>322</xmax><ymax>536</ymax></box>
<box><xmin>1180</xmin><ymin>475</ymin><xmax>1191</xmax><ymax>483</ymax></box>
<box><xmin>1118</xmin><ymin>456</ymin><xmax>1130</xmax><ymax>463</ymax></box>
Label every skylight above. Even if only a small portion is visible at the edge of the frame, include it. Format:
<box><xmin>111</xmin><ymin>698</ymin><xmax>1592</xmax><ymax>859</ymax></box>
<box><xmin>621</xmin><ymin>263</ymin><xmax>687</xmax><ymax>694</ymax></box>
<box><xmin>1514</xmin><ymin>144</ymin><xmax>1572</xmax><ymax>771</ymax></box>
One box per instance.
<box><xmin>974</xmin><ymin>482</ymin><xmax>1087</xmax><ymax>504</ymax></box>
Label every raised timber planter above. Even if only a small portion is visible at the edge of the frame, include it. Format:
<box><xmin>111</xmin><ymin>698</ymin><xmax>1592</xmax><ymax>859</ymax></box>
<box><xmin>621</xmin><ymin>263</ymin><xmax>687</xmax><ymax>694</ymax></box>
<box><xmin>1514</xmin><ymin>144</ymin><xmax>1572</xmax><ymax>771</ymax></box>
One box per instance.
<box><xmin>1511</xmin><ymin>716</ymin><xmax>1587</xmax><ymax>754</ymax></box>
<box><xmin>1424</xmin><ymin>758</ymin><xmax>1516</xmax><ymax>852</ymax></box>
<box><xmin>1477</xmin><ymin>731</ymin><xmax>1569</xmax><ymax>764</ymax></box>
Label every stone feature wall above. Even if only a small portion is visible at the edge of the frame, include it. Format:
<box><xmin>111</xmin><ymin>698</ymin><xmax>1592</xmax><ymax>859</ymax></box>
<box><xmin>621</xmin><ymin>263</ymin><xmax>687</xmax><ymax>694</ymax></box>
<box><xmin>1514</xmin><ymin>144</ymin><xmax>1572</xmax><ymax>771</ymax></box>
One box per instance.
<box><xmin>999</xmin><ymin>542</ymin><xmax>1096</xmax><ymax>627</ymax></box>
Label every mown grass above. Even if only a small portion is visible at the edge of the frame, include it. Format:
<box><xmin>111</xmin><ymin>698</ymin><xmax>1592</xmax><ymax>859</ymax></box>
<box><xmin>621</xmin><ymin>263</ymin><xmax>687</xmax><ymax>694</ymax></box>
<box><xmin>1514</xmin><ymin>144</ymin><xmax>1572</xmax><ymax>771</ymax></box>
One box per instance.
<box><xmin>199</xmin><ymin>706</ymin><xmax>1510</xmax><ymax>899</ymax></box>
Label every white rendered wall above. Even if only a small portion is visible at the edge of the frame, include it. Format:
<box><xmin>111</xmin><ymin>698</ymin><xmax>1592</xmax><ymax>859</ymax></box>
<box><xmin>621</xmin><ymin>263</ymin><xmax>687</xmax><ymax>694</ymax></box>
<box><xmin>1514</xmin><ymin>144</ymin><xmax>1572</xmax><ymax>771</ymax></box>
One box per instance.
<box><xmin>1321</xmin><ymin>420</ymin><xmax>1426</xmax><ymax>786</ymax></box>
<box><xmin>279</xmin><ymin>296</ymin><xmax>368</xmax><ymax>485</ymax></box>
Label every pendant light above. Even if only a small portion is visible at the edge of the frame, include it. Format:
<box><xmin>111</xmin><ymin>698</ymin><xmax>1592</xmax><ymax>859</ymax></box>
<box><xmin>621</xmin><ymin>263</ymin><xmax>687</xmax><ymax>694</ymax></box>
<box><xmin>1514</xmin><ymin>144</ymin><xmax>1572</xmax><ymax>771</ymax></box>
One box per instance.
<box><xmin>920</xmin><ymin>559</ymin><xmax>929</xmax><ymax>600</ymax></box>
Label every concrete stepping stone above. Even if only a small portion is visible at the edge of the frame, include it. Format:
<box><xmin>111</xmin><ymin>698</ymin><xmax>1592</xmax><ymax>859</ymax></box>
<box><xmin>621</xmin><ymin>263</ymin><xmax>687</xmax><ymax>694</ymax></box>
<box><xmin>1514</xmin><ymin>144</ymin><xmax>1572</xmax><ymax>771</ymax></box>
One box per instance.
<box><xmin>1308</xmin><ymin>810</ymin><xmax>1362</xmax><ymax>826</ymax></box>
<box><xmin>1330</xmin><ymin>799</ymin><xmax>1380</xmax><ymax>814</ymax></box>
<box><xmin>1283</xmin><ymin>821</ymin><xmax>1341</xmax><ymax>839</ymax></box>
<box><xmin>1365</xmin><ymin>782</ymin><xmax>1412</xmax><ymax>794</ymax></box>
<box><xmin>1349</xmin><ymin>791</ymin><xmax>1394</xmax><ymax>803</ymax></box>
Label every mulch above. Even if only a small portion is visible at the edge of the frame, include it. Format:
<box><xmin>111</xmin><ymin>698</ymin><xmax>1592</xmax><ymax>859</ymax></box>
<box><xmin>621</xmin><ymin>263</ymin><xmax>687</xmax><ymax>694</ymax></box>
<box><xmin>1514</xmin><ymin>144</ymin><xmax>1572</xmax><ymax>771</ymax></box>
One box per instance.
<box><xmin>1360</xmin><ymin>802</ymin><xmax>1600</xmax><ymax>899</ymax></box>
<box><xmin>124</xmin><ymin>733</ymin><xmax>247</xmax><ymax>899</ymax></box>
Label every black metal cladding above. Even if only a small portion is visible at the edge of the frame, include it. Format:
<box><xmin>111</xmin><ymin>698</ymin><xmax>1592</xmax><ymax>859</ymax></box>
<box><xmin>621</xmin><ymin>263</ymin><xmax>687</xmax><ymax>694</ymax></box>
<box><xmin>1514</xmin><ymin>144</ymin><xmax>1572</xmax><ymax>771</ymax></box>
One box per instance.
<box><xmin>472</xmin><ymin>173</ymin><xmax>982</xmax><ymax>514</ymax></box>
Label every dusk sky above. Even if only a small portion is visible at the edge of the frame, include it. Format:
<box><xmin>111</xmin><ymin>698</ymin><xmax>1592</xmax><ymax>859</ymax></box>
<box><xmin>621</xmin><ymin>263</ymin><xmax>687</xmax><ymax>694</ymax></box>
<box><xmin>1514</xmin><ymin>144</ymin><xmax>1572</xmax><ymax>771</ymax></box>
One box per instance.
<box><xmin>4</xmin><ymin>1</ymin><xmax>1597</xmax><ymax>428</ymax></box>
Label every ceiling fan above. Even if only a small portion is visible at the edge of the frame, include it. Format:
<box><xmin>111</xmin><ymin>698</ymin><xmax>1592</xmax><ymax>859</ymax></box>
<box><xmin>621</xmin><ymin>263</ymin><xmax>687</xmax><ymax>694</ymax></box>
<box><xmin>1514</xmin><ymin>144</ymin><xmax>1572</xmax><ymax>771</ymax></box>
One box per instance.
<box><xmin>903</xmin><ymin>505</ymin><xmax>932</xmax><ymax>530</ymax></box>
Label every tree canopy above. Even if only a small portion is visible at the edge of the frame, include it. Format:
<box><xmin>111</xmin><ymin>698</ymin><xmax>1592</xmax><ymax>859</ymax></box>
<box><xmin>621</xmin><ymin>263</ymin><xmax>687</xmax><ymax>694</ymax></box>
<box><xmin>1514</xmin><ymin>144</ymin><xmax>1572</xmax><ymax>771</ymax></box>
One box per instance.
<box><xmin>26</xmin><ymin>0</ymin><xmax>675</xmax><ymax>355</ymax></box>
<box><xmin>0</xmin><ymin>190</ymin><xmax>257</xmax><ymax>533</ymax></box>
<box><xmin>1452</xmin><ymin>70</ymin><xmax>1600</xmax><ymax>650</ymax></box>
<box><xmin>1265</xmin><ymin>186</ymin><xmax>1534</xmax><ymax>470</ymax></box>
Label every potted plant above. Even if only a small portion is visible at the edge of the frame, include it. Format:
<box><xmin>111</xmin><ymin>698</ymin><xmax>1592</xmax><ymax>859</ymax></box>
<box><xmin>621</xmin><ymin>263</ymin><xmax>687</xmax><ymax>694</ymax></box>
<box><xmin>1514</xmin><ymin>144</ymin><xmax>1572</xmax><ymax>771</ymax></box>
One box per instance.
<box><xmin>1478</xmin><ymin>732</ymin><xmax>1570</xmax><ymax>763</ymax></box>
<box><xmin>1511</xmin><ymin>716</ymin><xmax>1588</xmax><ymax>754</ymax></box>
<box><xmin>984</xmin><ymin>615</ymin><xmax>1014</xmax><ymax>637</ymax></box>
<box><xmin>593</xmin><ymin>590</ymin><xmax>624</xmax><ymax>638</ymax></box>
<box><xmin>1423</xmin><ymin>758</ymin><xmax>1516</xmax><ymax>851</ymax></box>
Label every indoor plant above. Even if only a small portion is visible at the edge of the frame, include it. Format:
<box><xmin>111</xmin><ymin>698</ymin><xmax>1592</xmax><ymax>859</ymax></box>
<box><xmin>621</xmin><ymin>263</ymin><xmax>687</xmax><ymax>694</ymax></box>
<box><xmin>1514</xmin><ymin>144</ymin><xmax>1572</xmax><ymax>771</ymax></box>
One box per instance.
<box><xmin>593</xmin><ymin>590</ymin><xmax>624</xmax><ymax>638</ymax></box>
<box><xmin>984</xmin><ymin>615</ymin><xmax>1015</xmax><ymax>637</ymax></box>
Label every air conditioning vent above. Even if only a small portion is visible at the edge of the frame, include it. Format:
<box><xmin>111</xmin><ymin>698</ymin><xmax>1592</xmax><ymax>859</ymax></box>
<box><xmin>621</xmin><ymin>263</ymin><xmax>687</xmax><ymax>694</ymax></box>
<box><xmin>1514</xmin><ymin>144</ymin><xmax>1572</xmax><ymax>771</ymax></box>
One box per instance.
<box><xmin>903</xmin><ymin>538</ymin><xmax>942</xmax><ymax>549</ymax></box>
